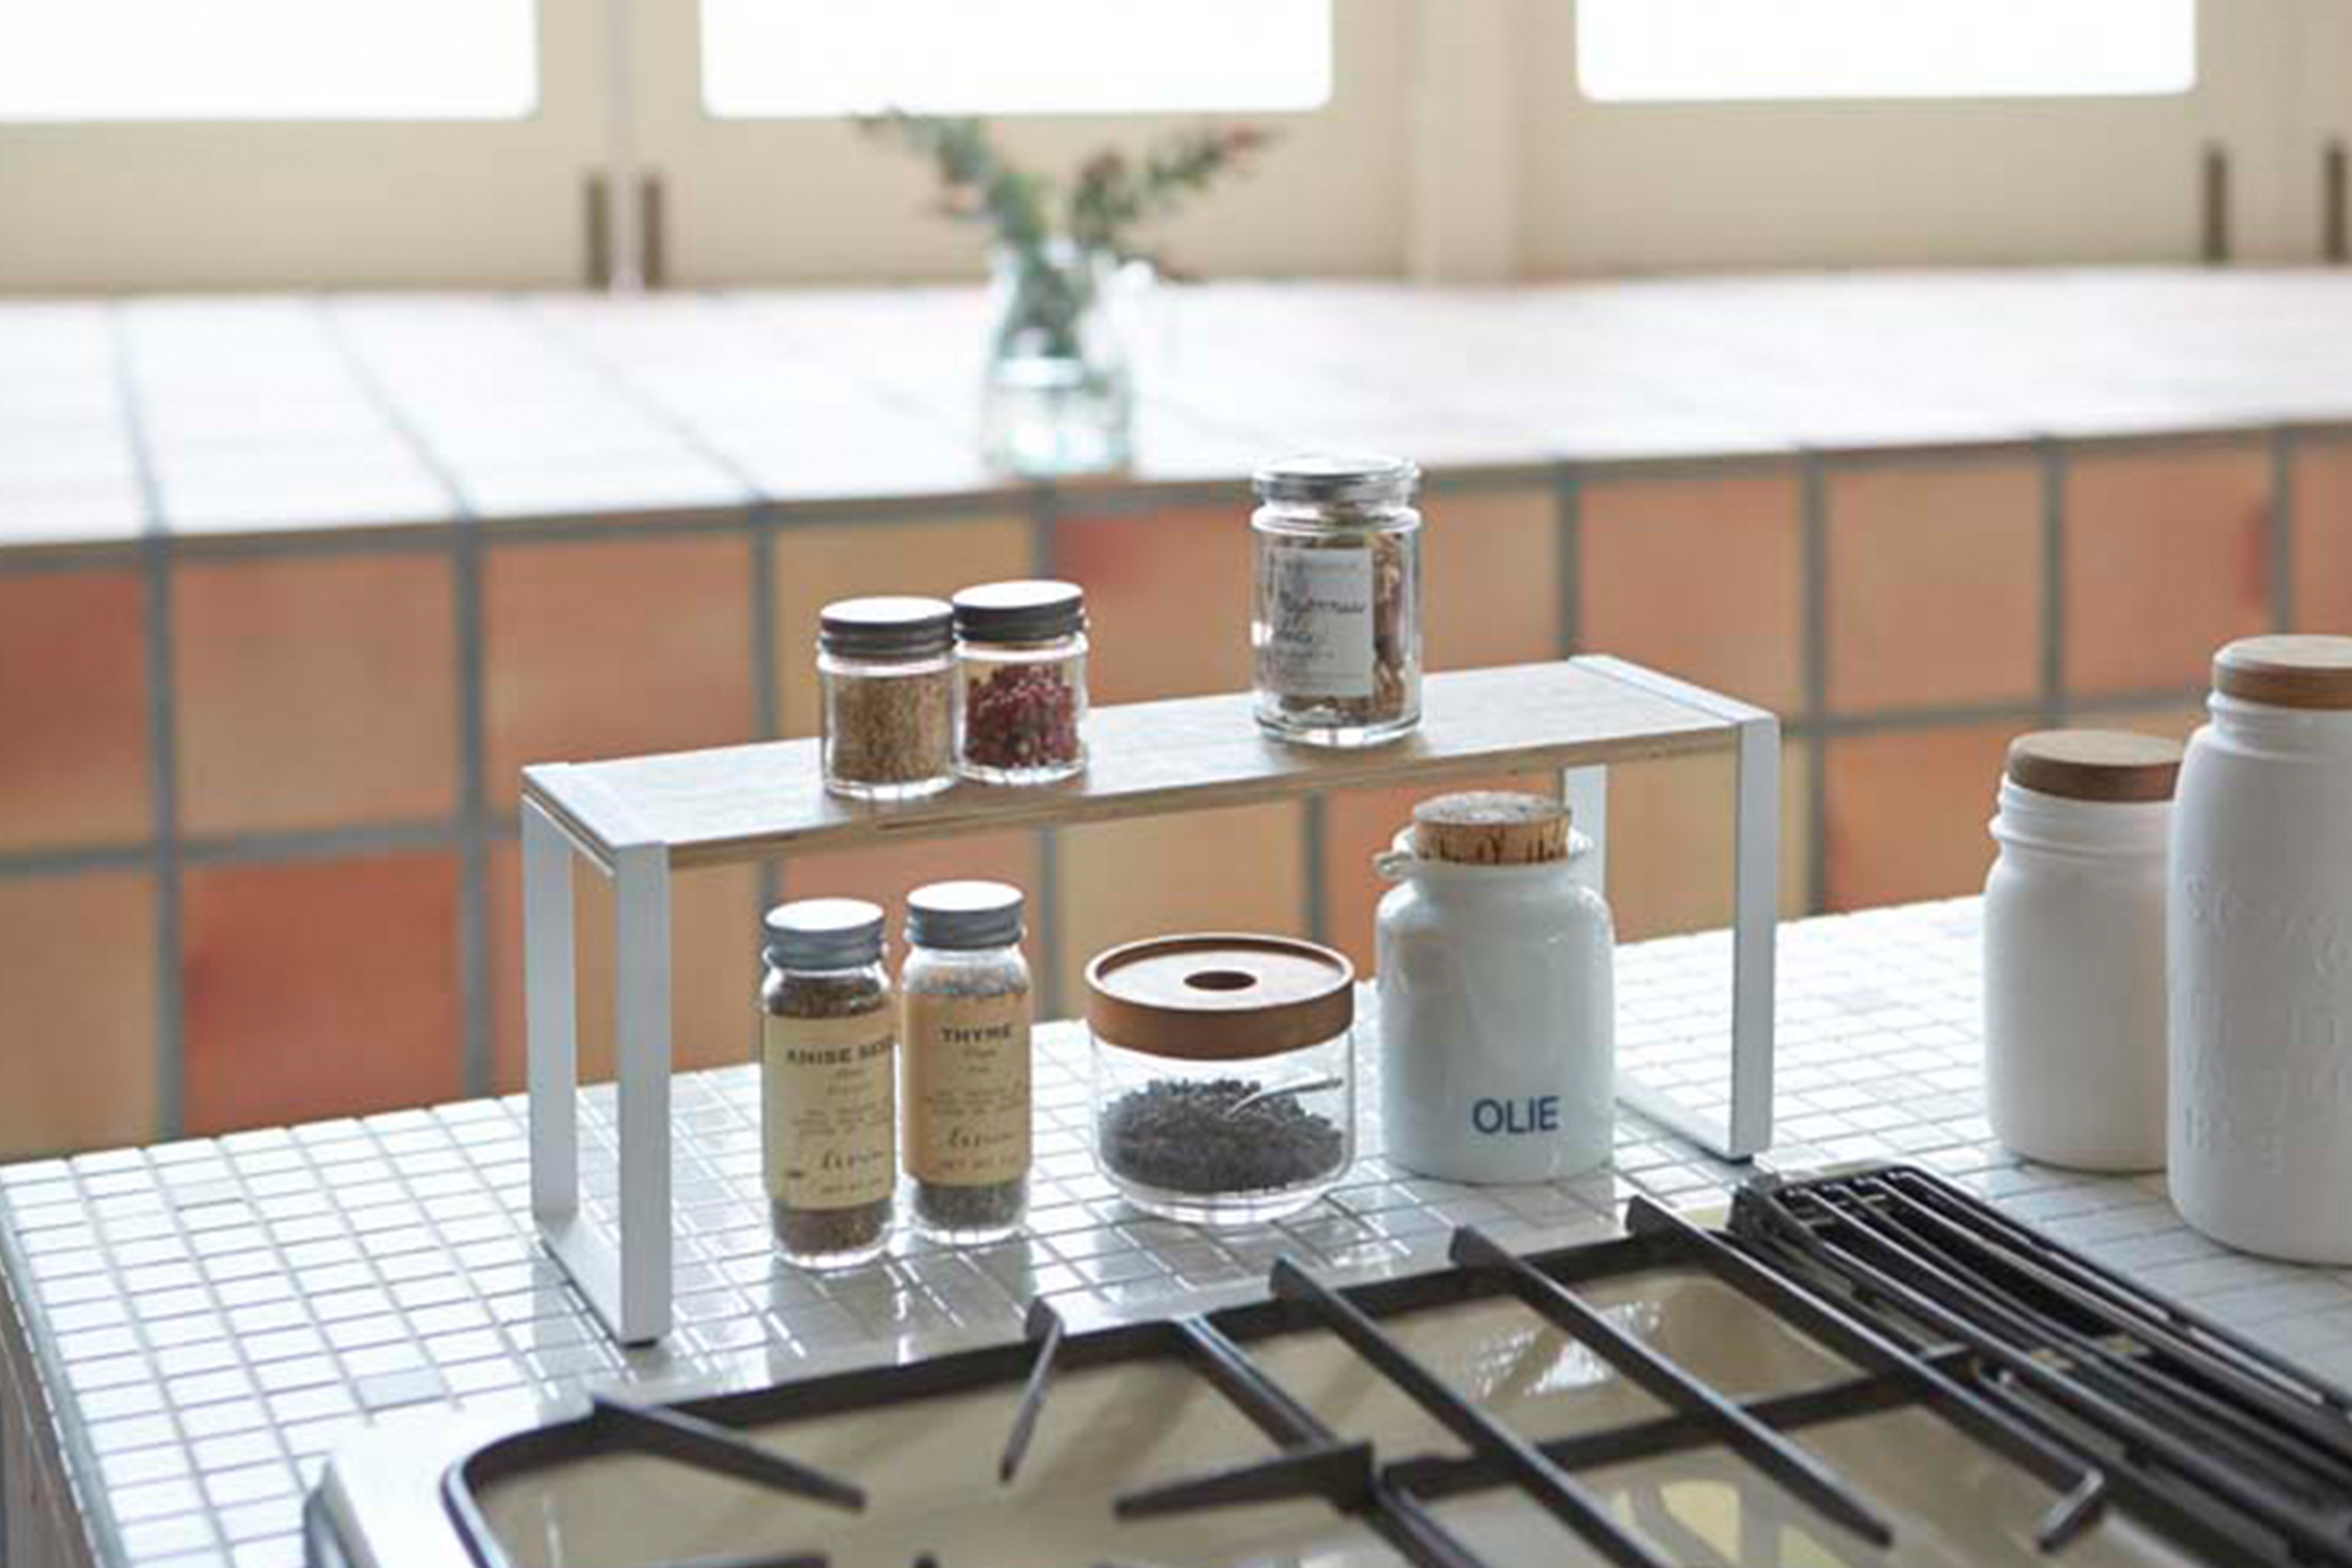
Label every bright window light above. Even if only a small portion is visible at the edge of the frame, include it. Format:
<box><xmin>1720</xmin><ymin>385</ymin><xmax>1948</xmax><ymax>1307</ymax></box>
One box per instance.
<box><xmin>702</xmin><ymin>0</ymin><xmax>1332</xmax><ymax>118</ymax></box>
<box><xmin>1578</xmin><ymin>0</ymin><xmax>2196</xmax><ymax>102</ymax></box>
<box><xmin>0</xmin><ymin>0</ymin><xmax>535</xmax><ymax>122</ymax></box>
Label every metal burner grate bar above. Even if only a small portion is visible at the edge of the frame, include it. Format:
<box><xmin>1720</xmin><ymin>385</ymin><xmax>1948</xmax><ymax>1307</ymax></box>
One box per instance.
<box><xmin>997</xmin><ymin>1299</ymin><xmax>1064</xmax><ymax>1486</ymax></box>
<box><xmin>1267</xmin><ymin>1256</ymin><xmax>1674</xmax><ymax>1568</ymax></box>
<box><xmin>1736</xmin><ymin>1172</ymin><xmax>2352</xmax><ymax>1568</ymax></box>
<box><xmin>1448</xmin><ymin>1225</ymin><xmax>1892</xmax><ymax>1547</ymax></box>
<box><xmin>1626</xmin><ymin>1198</ymin><xmax>2112</xmax><ymax>1551</ymax></box>
<box><xmin>1847</xmin><ymin>1175</ymin><xmax>2352</xmax><ymax>1498</ymax></box>
<box><xmin>1172</xmin><ymin>1317</ymin><xmax>1490</xmax><ymax>1568</ymax></box>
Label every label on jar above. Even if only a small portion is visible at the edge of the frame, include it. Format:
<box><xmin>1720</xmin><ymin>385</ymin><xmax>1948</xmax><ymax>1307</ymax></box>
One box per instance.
<box><xmin>763</xmin><ymin>1011</ymin><xmax>896</xmax><ymax>1209</ymax></box>
<box><xmin>1262</xmin><ymin>547</ymin><xmax>1375</xmax><ymax>699</ymax></box>
<box><xmin>903</xmin><ymin>989</ymin><xmax>1031</xmax><ymax>1186</ymax></box>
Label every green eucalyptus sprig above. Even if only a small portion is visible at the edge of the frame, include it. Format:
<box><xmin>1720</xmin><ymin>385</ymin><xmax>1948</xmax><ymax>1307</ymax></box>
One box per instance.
<box><xmin>856</xmin><ymin>112</ymin><xmax>1272</xmax><ymax>275</ymax></box>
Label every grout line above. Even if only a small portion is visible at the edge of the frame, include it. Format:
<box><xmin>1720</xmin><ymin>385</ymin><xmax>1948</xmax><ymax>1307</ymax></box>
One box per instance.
<box><xmin>111</xmin><ymin>305</ymin><xmax>186</xmax><ymax>1143</ymax></box>
<box><xmin>1554</xmin><ymin>466</ymin><xmax>1583</xmax><ymax>657</ymax></box>
<box><xmin>1799</xmin><ymin>452</ymin><xmax>1830</xmax><ymax>916</ymax></box>
<box><xmin>316</xmin><ymin>301</ymin><xmax>496</xmax><ymax>1100</ymax></box>
<box><xmin>2037</xmin><ymin>439</ymin><xmax>2068</xmax><ymax>727</ymax></box>
<box><xmin>2271</xmin><ymin>425</ymin><xmax>2298</xmax><ymax>631</ymax></box>
<box><xmin>1301</xmin><ymin>797</ymin><xmax>1329</xmax><ymax>946</ymax></box>
<box><xmin>1029</xmin><ymin>484</ymin><xmax>1066</xmax><ymax>1021</ymax></box>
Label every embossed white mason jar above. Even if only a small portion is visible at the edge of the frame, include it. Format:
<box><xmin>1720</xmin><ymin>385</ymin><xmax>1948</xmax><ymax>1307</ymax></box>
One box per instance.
<box><xmin>2170</xmin><ymin>635</ymin><xmax>2352</xmax><ymax>1261</ymax></box>
<box><xmin>1376</xmin><ymin>793</ymin><xmax>1614</xmax><ymax>1184</ymax></box>
<box><xmin>1984</xmin><ymin>731</ymin><xmax>2180</xmax><ymax>1172</ymax></box>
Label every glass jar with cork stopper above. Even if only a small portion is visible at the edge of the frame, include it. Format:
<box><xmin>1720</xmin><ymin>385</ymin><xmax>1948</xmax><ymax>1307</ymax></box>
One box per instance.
<box><xmin>1375</xmin><ymin>791</ymin><xmax>1615</xmax><ymax>1184</ymax></box>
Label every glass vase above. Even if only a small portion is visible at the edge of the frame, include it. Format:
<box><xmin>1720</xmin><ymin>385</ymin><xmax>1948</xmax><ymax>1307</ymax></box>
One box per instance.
<box><xmin>980</xmin><ymin>240</ymin><xmax>1134</xmax><ymax>477</ymax></box>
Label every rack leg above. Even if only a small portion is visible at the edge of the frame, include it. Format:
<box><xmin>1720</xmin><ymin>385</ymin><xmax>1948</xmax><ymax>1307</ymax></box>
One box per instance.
<box><xmin>1725</xmin><ymin>715</ymin><xmax>1779</xmax><ymax>1158</ymax></box>
<box><xmin>1562</xmin><ymin>766</ymin><xmax>1607</xmax><ymax>895</ymax></box>
<box><xmin>523</xmin><ymin>799</ymin><xmax>578</xmax><ymax>1225</ymax></box>
<box><xmin>612</xmin><ymin>843</ymin><xmax>674</xmax><ymax>1344</ymax></box>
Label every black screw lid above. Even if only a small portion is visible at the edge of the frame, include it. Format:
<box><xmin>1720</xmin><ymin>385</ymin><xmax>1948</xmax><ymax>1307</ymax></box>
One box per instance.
<box><xmin>763</xmin><ymin>898</ymin><xmax>886</xmax><ymax>969</ymax></box>
<box><xmin>951</xmin><ymin>580</ymin><xmax>1086</xmax><ymax>646</ymax></box>
<box><xmin>905</xmin><ymin>880</ymin><xmax>1025</xmax><ymax>951</ymax></box>
<box><xmin>818</xmin><ymin>596</ymin><xmax>953</xmax><ymax>662</ymax></box>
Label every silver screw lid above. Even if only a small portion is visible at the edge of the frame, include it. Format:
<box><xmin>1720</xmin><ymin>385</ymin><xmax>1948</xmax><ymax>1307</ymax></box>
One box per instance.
<box><xmin>905</xmin><ymin>880</ymin><xmax>1025</xmax><ymax>951</ymax></box>
<box><xmin>1251</xmin><ymin>452</ymin><xmax>1420</xmax><ymax>507</ymax></box>
<box><xmin>763</xmin><ymin>898</ymin><xmax>886</xmax><ymax>969</ymax></box>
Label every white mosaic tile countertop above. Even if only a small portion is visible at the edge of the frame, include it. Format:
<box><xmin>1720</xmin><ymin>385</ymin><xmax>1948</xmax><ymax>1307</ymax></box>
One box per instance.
<box><xmin>7</xmin><ymin>896</ymin><xmax>2352</xmax><ymax>1568</ymax></box>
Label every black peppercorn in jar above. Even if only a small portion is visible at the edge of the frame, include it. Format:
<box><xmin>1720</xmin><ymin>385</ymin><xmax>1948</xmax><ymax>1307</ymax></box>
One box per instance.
<box><xmin>761</xmin><ymin>899</ymin><xmax>896</xmax><ymax>1268</ymax></box>
<box><xmin>952</xmin><ymin>579</ymin><xmax>1088</xmax><ymax>785</ymax></box>
<box><xmin>1250</xmin><ymin>454</ymin><xmax>1422</xmax><ymax>748</ymax></box>
<box><xmin>817</xmin><ymin>596</ymin><xmax>956</xmax><ymax>801</ymax></box>
<box><xmin>901</xmin><ymin>880</ymin><xmax>1032</xmax><ymax>1242</ymax></box>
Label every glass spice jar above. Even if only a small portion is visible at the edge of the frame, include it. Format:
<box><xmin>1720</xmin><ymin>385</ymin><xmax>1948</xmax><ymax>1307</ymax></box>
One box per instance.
<box><xmin>760</xmin><ymin>899</ymin><xmax>897</xmax><ymax>1269</ymax></box>
<box><xmin>1086</xmin><ymin>934</ymin><xmax>1356</xmax><ymax>1226</ymax></box>
<box><xmin>817</xmin><ymin>596</ymin><xmax>956</xmax><ymax>801</ymax></box>
<box><xmin>953</xmin><ymin>579</ymin><xmax>1088</xmax><ymax>785</ymax></box>
<box><xmin>1250</xmin><ymin>454</ymin><xmax>1422</xmax><ymax>748</ymax></box>
<box><xmin>901</xmin><ymin>880</ymin><xmax>1032</xmax><ymax>1242</ymax></box>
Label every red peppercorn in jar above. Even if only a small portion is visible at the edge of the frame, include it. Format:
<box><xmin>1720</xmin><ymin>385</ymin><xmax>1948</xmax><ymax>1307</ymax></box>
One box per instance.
<box><xmin>952</xmin><ymin>579</ymin><xmax>1088</xmax><ymax>786</ymax></box>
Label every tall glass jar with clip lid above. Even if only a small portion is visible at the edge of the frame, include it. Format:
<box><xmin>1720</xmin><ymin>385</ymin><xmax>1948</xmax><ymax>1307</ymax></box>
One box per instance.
<box><xmin>1250</xmin><ymin>454</ymin><xmax>1422</xmax><ymax>747</ymax></box>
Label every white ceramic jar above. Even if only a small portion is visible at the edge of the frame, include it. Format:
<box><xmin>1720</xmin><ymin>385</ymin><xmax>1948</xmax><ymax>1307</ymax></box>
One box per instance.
<box><xmin>1375</xmin><ymin>792</ymin><xmax>1614</xmax><ymax>1184</ymax></box>
<box><xmin>2170</xmin><ymin>635</ymin><xmax>2352</xmax><ymax>1262</ymax></box>
<box><xmin>1983</xmin><ymin>731</ymin><xmax>2181</xmax><ymax>1172</ymax></box>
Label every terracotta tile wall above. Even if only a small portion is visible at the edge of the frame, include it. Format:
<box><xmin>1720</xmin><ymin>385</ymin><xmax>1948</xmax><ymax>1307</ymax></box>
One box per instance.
<box><xmin>5</xmin><ymin>433</ymin><xmax>2340</xmax><ymax>1159</ymax></box>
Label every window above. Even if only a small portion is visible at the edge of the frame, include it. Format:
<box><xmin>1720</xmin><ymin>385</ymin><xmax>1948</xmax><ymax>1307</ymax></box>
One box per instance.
<box><xmin>0</xmin><ymin>0</ymin><xmax>536</xmax><ymax>121</ymax></box>
<box><xmin>700</xmin><ymin>0</ymin><xmax>1332</xmax><ymax>118</ymax></box>
<box><xmin>1577</xmin><ymin>0</ymin><xmax>2196</xmax><ymax>103</ymax></box>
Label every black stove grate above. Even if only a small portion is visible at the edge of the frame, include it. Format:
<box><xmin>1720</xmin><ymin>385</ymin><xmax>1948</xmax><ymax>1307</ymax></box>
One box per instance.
<box><xmin>431</xmin><ymin>1164</ymin><xmax>2352</xmax><ymax>1568</ymax></box>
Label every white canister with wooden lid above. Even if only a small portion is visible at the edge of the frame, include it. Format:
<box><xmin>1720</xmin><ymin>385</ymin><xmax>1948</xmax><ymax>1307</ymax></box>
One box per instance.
<box><xmin>2171</xmin><ymin>634</ymin><xmax>2352</xmax><ymax>1261</ymax></box>
<box><xmin>1375</xmin><ymin>791</ymin><xmax>1615</xmax><ymax>1184</ymax></box>
<box><xmin>1984</xmin><ymin>730</ymin><xmax>2182</xmax><ymax>1172</ymax></box>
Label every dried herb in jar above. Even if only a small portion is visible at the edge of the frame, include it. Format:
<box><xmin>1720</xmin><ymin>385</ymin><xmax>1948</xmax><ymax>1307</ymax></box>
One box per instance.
<box><xmin>902</xmin><ymin>882</ymin><xmax>1032</xmax><ymax>1241</ymax></box>
<box><xmin>817</xmin><ymin>596</ymin><xmax>956</xmax><ymax>800</ymax></box>
<box><xmin>964</xmin><ymin>662</ymin><xmax>1080</xmax><ymax>770</ymax></box>
<box><xmin>1099</xmin><ymin>1077</ymin><xmax>1346</xmax><ymax>1196</ymax></box>
<box><xmin>953</xmin><ymin>579</ymin><xmax>1088</xmax><ymax>785</ymax></box>
<box><xmin>761</xmin><ymin>900</ymin><xmax>897</xmax><ymax>1266</ymax></box>
<box><xmin>1250</xmin><ymin>456</ymin><xmax>1423</xmax><ymax>747</ymax></box>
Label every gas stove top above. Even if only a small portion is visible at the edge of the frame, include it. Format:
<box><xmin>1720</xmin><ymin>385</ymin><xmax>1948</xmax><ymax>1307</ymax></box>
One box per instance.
<box><xmin>306</xmin><ymin>1166</ymin><xmax>2352</xmax><ymax>1568</ymax></box>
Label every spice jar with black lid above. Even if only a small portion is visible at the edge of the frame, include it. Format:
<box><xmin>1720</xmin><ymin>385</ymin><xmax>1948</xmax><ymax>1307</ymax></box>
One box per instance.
<box><xmin>953</xmin><ymin>579</ymin><xmax>1088</xmax><ymax>785</ymax></box>
<box><xmin>1087</xmin><ymin>933</ymin><xmax>1355</xmax><ymax>1226</ymax></box>
<box><xmin>817</xmin><ymin>596</ymin><xmax>956</xmax><ymax>801</ymax></box>
<box><xmin>761</xmin><ymin>898</ymin><xmax>896</xmax><ymax>1269</ymax></box>
<box><xmin>1250</xmin><ymin>454</ymin><xmax>1422</xmax><ymax>748</ymax></box>
<box><xmin>901</xmin><ymin>880</ymin><xmax>1032</xmax><ymax>1242</ymax></box>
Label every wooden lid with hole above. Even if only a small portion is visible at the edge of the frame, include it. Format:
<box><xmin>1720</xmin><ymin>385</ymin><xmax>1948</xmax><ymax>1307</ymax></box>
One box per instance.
<box><xmin>1084</xmin><ymin>933</ymin><xmax>1353</xmax><ymax>1060</ymax></box>
<box><xmin>2214</xmin><ymin>634</ymin><xmax>2352</xmax><ymax>710</ymax></box>
<box><xmin>2006</xmin><ymin>730</ymin><xmax>2182</xmax><ymax>803</ymax></box>
<box><xmin>1411</xmin><ymin>791</ymin><xmax>1570</xmax><ymax>865</ymax></box>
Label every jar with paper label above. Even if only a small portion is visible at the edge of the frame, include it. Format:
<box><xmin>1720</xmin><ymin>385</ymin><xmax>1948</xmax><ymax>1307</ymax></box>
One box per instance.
<box><xmin>761</xmin><ymin>898</ymin><xmax>896</xmax><ymax>1269</ymax></box>
<box><xmin>1250</xmin><ymin>453</ymin><xmax>1422</xmax><ymax>747</ymax></box>
<box><xmin>901</xmin><ymin>880</ymin><xmax>1032</xmax><ymax>1243</ymax></box>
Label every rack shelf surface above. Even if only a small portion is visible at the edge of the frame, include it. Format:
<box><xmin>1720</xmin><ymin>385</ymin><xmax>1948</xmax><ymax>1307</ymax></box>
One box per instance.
<box><xmin>523</xmin><ymin>657</ymin><xmax>1735</xmax><ymax>869</ymax></box>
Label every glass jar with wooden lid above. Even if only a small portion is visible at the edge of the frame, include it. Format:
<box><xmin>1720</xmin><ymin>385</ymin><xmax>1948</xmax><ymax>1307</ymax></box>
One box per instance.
<box><xmin>1085</xmin><ymin>933</ymin><xmax>1354</xmax><ymax>1225</ymax></box>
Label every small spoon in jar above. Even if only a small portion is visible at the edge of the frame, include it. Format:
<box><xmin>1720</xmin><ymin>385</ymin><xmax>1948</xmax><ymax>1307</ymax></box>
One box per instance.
<box><xmin>1221</xmin><ymin>1075</ymin><xmax>1346</xmax><ymax>1118</ymax></box>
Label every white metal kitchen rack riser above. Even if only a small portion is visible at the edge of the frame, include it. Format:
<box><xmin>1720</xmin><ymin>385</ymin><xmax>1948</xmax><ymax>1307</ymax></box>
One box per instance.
<box><xmin>519</xmin><ymin>657</ymin><xmax>1778</xmax><ymax>1345</ymax></box>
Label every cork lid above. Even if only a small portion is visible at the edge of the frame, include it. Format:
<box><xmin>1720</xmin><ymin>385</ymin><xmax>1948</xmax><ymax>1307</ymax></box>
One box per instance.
<box><xmin>1084</xmin><ymin>934</ymin><xmax>1353</xmax><ymax>1061</ymax></box>
<box><xmin>2005</xmin><ymin>730</ymin><xmax>2182</xmax><ymax>804</ymax></box>
<box><xmin>1411</xmin><ymin>791</ymin><xmax>1571</xmax><ymax>865</ymax></box>
<box><xmin>2213</xmin><ymin>634</ymin><xmax>2352</xmax><ymax>710</ymax></box>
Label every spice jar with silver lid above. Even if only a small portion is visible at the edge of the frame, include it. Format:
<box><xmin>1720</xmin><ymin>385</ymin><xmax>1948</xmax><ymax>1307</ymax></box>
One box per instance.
<box><xmin>1250</xmin><ymin>453</ymin><xmax>1422</xmax><ymax>747</ymax></box>
<box><xmin>901</xmin><ymin>880</ymin><xmax>1033</xmax><ymax>1242</ymax></box>
<box><xmin>953</xmin><ymin>579</ymin><xmax>1088</xmax><ymax>785</ymax></box>
<box><xmin>761</xmin><ymin>898</ymin><xmax>897</xmax><ymax>1269</ymax></box>
<box><xmin>817</xmin><ymin>596</ymin><xmax>956</xmax><ymax>801</ymax></box>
